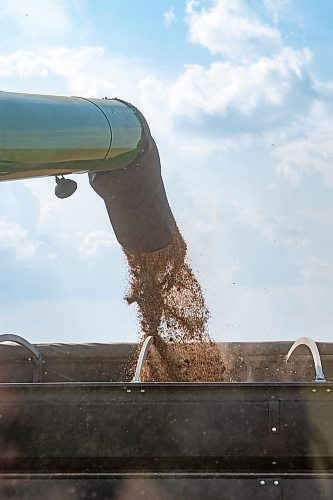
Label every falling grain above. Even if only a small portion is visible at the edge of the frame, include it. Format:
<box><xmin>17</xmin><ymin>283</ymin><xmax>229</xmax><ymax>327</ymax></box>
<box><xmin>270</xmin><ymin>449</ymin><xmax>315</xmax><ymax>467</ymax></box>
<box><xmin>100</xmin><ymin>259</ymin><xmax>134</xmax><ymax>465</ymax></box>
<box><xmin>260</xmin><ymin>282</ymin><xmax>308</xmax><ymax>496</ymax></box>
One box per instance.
<box><xmin>124</xmin><ymin>226</ymin><xmax>225</xmax><ymax>381</ymax></box>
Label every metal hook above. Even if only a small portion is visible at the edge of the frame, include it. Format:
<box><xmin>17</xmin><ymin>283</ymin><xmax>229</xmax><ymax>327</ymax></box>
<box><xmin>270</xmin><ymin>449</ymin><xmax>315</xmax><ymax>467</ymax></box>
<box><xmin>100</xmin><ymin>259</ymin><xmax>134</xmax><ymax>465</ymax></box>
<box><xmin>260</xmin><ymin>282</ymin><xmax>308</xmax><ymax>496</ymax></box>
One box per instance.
<box><xmin>0</xmin><ymin>334</ymin><xmax>43</xmax><ymax>382</ymax></box>
<box><xmin>132</xmin><ymin>336</ymin><xmax>154</xmax><ymax>383</ymax></box>
<box><xmin>286</xmin><ymin>336</ymin><xmax>326</xmax><ymax>382</ymax></box>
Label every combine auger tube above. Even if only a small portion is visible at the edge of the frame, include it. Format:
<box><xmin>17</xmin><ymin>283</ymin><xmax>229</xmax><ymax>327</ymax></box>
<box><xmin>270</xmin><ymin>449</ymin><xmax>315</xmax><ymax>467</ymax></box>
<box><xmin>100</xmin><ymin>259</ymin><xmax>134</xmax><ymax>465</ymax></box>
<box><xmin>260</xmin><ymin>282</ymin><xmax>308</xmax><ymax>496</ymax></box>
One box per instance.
<box><xmin>0</xmin><ymin>91</ymin><xmax>175</xmax><ymax>253</ymax></box>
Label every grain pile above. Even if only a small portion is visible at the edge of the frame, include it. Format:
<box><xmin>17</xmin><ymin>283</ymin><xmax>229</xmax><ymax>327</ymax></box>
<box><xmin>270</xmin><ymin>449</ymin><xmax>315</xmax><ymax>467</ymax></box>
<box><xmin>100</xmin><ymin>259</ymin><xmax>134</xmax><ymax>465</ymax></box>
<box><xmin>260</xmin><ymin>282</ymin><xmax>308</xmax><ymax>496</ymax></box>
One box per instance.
<box><xmin>124</xmin><ymin>226</ymin><xmax>225</xmax><ymax>381</ymax></box>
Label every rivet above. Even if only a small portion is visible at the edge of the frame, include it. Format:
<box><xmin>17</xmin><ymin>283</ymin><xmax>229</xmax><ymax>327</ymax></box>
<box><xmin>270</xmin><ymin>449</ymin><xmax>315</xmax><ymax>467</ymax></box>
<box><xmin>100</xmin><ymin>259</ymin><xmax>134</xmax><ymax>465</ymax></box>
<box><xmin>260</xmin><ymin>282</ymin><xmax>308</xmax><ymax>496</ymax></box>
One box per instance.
<box><xmin>260</xmin><ymin>480</ymin><xmax>265</xmax><ymax>485</ymax></box>
<box><xmin>274</xmin><ymin>480</ymin><xmax>279</xmax><ymax>486</ymax></box>
<box><xmin>140</xmin><ymin>388</ymin><xmax>145</xmax><ymax>393</ymax></box>
<box><xmin>271</xmin><ymin>427</ymin><xmax>277</xmax><ymax>432</ymax></box>
<box><xmin>312</xmin><ymin>388</ymin><xmax>317</xmax><ymax>393</ymax></box>
<box><xmin>326</xmin><ymin>388</ymin><xmax>331</xmax><ymax>393</ymax></box>
<box><xmin>126</xmin><ymin>389</ymin><xmax>131</xmax><ymax>393</ymax></box>
<box><xmin>272</xmin><ymin>461</ymin><xmax>277</xmax><ymax>465</ymax></box>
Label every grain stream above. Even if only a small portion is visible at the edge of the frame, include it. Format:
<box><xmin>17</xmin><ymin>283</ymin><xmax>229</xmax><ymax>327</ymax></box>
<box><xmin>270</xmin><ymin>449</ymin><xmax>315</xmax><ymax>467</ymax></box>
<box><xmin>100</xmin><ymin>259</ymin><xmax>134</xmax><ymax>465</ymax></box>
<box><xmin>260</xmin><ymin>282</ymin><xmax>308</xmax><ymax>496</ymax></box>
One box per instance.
<box><xmin>124</xmin><ymin>227</ymin><xmax>225</xmax><ymax>382</ymax></box>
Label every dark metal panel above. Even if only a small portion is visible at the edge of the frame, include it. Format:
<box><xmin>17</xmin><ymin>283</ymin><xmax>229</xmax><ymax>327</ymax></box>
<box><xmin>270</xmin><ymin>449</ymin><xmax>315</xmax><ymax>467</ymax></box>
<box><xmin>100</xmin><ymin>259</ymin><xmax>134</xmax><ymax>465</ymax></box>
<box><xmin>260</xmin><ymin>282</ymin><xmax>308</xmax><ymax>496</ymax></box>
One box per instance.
<box><xmin>0</xmin><ymin>400</ymin><xmax>269</xmax><ymax>459</ymax></box>
<box><xmin>0</xmin><ymin>478</ymin><xmax>331</xmax><ymax>500</ymax></box>
<box><xmin>279</xmin><ymin>400</ymin><xmax>333</xmax><ymax>457</ymax></box>
<box><xmin>0</xmin><ymin>473</ymin><xmax>333</xmax><ymax>499</ymax></box>
<box><xmin>0</xmin><ymin>383</ymin><xmax>332</xmax><ymax>472</ymax></box>
<box><xmin>269</xmin><ymin>397</ymin><xmax>280</xmax><ymax>433</ymax></box>
<box><xmin>283</xmin><ymin>478</ymin><xmax>333</xmax><ymax>499</ymax></box>
<box><xmin>0</xmin><ymin>477</ymin><xmax>283</xmax><ymax>500</ymax></box>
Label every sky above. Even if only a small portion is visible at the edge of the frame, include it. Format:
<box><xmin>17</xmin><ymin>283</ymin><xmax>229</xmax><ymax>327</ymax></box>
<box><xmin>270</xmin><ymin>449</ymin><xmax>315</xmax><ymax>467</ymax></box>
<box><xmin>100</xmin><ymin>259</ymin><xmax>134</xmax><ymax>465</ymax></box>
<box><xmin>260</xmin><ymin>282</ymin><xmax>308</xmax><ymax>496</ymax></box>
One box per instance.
<box><xmin>1</xmin><ymin>0</ymin><xmax>333</xmax><ymax>345</ymax></box>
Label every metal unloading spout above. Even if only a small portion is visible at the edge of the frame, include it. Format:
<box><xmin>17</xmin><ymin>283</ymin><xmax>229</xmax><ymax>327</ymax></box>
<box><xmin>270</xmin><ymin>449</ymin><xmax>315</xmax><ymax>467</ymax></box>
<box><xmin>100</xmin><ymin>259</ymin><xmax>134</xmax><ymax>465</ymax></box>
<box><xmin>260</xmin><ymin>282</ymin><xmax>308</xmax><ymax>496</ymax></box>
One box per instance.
<box><xmin>0</xmin><ymin>91</ymin><xmax>175</xmax><ymax>253</ymax></box>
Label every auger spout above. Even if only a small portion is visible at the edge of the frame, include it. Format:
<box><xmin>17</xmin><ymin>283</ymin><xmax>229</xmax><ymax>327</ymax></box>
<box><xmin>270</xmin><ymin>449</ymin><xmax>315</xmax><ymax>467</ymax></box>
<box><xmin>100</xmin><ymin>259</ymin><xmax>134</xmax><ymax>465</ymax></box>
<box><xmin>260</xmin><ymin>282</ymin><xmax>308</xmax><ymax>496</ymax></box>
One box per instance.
<box><xmin>0</xmin><ymin>91</ymin><xmax>175</xmax><ymax>253</ymax></box>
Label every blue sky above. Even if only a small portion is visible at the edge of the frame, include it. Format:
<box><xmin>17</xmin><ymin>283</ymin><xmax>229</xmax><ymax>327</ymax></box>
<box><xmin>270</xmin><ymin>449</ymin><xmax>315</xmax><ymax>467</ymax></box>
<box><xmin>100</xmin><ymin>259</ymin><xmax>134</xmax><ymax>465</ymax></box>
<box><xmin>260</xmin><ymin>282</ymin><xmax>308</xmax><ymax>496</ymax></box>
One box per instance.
<box><xmin>1</xmin><ymin>0</ymin><xmax>333</xmax><ymax>344</ymax></box>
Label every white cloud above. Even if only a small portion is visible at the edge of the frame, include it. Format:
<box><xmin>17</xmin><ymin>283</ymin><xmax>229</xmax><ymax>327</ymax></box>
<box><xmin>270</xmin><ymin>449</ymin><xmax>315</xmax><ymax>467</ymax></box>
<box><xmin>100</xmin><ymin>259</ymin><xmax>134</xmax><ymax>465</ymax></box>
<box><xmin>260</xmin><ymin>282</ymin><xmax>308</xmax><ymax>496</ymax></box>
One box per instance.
<box><xmin>209</xmin><ymin>283</ymin><xmax>333</xmax><ymax>342</ymax></box>
<box><xmin>23</xmin><ymin>176</ymin><xmax>118</xmax><ymax>258</ymax></box>
<box><xmin>273</xmin><ymin>100</ymin><xmax>333</xmax><ymax>187</ymax></box>
<box><xmin>181</xmin><ymin>186</ymin><xmax>333</xmax><ymax>342</ymax></box>
<box><xmin>137</xmin><ymin>0</ymin><xmax>316</xmax><ymax>152</ymax></box>
<box><xmin>140</xmin><ymin>46</ymin><xmax>314</xmax><ymax>148</ymax></box>
<box><xmin>229</xmin><ymin>207</ymin><xmax>298</xmax><ymax>244</ymax></box>
<box><xmin>0</xmin><ymin>51</ymin><xmax>49</xmax><ymax>79</ymax></box>
<box><xmin>77</xmin><ymin>230</ymin><xmax>116</xmax><ymax>258</ymax></box>
<box><xmin>0</xmin><ymin>1</ymin><xmax>315</xmax><ymax>154</ymax></box>
<box><xmin>186</xmin><ymin>0</ymin><xmax>281</xmax><ymax>61</ymax></box>
<box><xmin>0</xmin><ymin>0</ymin><xmax>74</xmax><ymax>41</ymax></box>
<box><xmin>264</xmin><ymin>0</ymin><xmax>290</xmax><ymax>24</ymax></box>
<box><xmin>0</xmin><ymin>298</ymin><xmax>138</xmax><ymax>343</ymax></box>
<box><xmin>0</xmin><ymin>216</ymin><xmax>40</xmax><ymax>261</ymax></box>
<box><xmin>179</xmin><ymin>184</ymin><xmax>333</xmax><ymax>342</ymax></box>
<box><xmin>265</xmin><ymin>182</ymin><xmax>279</xmax><ymax>191</ymax></box>
<box><xmin>164</xmin><ymin>6</ymin><xmax>177</xmax><ymax>27</ymax></box>
<box><xmin>0</xmin><ymin>46</ymin><xmax>147</xmax><ymax>100</ymax></box>
<box><xmin>179</xmin><ymin>189</ymin><xmax>333</xmax><ymax>342</ymax></box>
<box><xmin>299</xmin><ymin>256</ymin><xmax>328</xmax><ymax>283</ymax></box>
